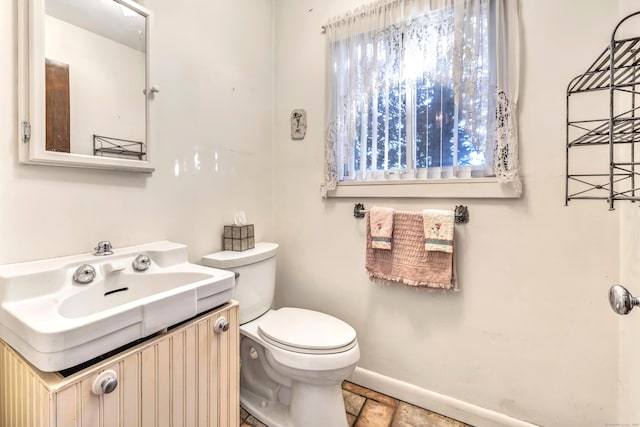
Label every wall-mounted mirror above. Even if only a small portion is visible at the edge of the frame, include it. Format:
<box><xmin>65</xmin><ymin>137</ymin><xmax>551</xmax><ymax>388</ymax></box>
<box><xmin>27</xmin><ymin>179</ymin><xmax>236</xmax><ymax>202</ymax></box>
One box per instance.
<box><xmin>18</xmin><ymin>0</ymin><xmax>155</xmax><ymax>172</ymax></box>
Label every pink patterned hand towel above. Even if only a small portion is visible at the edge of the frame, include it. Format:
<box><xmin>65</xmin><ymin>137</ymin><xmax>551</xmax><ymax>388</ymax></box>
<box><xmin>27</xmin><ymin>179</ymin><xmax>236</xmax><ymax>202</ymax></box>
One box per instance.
<box><xmin>369</xmin><ymin>207</ymin><xmax>394</xmax><ymax>250</ymax></box>
<box><xmin>366</xmin><ymin>211</ymin><xmax>457</xmax><ymax>290</ymax></box>
<box><xmin>423</xmin><ymin>209</ymin><xmax>454</xmax><ymax>253</ymax></box>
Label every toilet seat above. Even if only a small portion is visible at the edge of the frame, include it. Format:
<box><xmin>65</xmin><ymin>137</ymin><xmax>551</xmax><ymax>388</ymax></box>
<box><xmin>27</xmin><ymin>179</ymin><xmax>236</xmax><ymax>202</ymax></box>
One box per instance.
<box><xmin>257</xmin><ymin>308</ymin><xmax>357</xmax><ymax>355</ymax></box>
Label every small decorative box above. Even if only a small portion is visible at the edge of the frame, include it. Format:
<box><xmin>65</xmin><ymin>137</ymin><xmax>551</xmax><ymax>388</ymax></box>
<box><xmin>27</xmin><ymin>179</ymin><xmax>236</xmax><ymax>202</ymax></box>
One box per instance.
<box><xmin>224</xmin><ymin>224</ymin><xmax>255</xmax><ymax>251</ymax></box>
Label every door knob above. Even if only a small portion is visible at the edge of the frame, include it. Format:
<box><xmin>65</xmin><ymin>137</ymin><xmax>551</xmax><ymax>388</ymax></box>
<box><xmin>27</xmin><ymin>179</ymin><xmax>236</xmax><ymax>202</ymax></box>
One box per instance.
<box><xmin>609</xmin><ymin>285</ymin><xmax>640</xmax><ymax>315</ymax></box>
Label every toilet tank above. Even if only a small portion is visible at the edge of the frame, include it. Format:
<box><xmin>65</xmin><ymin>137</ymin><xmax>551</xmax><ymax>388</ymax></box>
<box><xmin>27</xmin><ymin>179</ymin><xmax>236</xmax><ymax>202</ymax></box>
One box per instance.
<box><xmin>201</xmin><ymin>242</ymin><xmax>278</xmax><ymax>325</ymax></box>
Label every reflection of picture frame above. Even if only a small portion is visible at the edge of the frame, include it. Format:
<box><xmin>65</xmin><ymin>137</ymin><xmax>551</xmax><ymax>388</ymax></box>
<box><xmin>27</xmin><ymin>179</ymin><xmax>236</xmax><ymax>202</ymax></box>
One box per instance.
<box><xmin>291</xmin><ymin>109</ymin><xmax>307</xmax><ymax>140</ymax></box>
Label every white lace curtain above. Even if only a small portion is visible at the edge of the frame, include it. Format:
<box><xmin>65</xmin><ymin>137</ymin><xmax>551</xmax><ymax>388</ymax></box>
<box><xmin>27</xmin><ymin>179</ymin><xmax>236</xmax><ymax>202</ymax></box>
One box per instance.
<box><xmin>321</xmin><ymin>0</ymin><xmax>521</xmax><ymax>196</ymax></box>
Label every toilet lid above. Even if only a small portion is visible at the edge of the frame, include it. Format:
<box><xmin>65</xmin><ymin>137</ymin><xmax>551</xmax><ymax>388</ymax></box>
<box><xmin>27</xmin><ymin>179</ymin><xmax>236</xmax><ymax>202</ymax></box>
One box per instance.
<box><xmin>258</xmin><ymin>308</ymin><xmax>357</xmax><ymax>355</ymax></box>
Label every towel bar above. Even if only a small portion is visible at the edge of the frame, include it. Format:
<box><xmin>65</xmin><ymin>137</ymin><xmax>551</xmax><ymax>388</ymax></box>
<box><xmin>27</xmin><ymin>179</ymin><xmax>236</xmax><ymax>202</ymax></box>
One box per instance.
<box><xmin>353</xmin><ymin>203</ymin><xmax>470</xmax><ymax>224</ymax></box>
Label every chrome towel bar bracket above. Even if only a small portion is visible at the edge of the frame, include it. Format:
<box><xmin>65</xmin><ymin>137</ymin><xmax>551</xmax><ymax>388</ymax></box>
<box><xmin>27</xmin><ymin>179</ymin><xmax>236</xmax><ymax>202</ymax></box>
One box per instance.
<box><xmin>353</xmin><ymin>203</ymin><xmax>470</xmax><ymax>224</ymax></box>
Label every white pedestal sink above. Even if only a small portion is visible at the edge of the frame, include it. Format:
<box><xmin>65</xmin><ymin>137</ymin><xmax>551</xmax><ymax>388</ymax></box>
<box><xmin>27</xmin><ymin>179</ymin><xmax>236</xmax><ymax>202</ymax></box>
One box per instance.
<box><xmin>0</xmin><ymin>241</ymin><xmax>235</xmax><ymax>372</ymax></box>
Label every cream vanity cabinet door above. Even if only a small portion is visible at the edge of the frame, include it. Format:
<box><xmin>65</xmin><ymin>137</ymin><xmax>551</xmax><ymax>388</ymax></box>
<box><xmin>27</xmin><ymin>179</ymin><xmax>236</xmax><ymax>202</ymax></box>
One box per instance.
<box><xmin>0</xmin><ymin>301</ymin><xmax>239</xmax><ymax>427</ymax></box>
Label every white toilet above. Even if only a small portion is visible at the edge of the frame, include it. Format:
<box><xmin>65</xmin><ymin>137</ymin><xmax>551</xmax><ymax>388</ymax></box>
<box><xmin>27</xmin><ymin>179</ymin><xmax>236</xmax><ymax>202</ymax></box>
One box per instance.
<box><xmin>202</xmin><ymin>242</ymin><xmax>360</xmax><ymax>427</ymax></box>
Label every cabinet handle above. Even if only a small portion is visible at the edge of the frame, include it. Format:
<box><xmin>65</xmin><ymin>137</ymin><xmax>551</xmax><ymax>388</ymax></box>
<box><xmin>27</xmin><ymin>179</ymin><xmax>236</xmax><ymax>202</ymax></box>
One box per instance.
<box><xmin>101</xmin><ymin>377</ymin><xmax>118</xmax><ymax>394</ymax></box>
<box><xmin>214</xmin><ymin>317</ymin><xmax>230</xmax><ymax>334</ymax></box>
<box><xmin>92</xmin><ymin>370</ymin><xmax>118</xmax><ymax>395</ymax></box>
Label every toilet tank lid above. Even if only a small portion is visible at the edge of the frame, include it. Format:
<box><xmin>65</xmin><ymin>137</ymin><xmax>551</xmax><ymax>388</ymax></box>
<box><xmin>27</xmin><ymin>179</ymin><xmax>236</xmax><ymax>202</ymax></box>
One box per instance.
<box><xmin>201</xmin><ymin>242</ymin><xmax>279</xmax><ymax>269</ymax></box>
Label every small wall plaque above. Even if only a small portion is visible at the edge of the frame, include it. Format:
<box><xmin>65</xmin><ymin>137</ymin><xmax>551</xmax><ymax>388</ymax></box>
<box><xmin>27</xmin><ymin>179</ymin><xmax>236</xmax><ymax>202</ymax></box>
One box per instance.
<box><xmin>291</xmin><ymin>109</ymin><xmax>307</xmax><ymax>140</ymax></box>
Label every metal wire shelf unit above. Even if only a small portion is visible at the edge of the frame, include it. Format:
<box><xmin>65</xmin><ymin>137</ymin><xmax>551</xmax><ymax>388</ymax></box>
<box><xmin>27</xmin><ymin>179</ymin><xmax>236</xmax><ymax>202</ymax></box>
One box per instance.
<box><xmin>566</xmin><ymin>11</ymin><xmax>640</xmax><ymax>210</ymax></box>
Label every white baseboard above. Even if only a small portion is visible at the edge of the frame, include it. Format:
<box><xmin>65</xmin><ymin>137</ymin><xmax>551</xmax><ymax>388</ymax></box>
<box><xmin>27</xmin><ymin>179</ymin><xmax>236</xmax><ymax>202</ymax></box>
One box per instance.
<box><xmin>348</xmin><ymin>367</ymin><xmax>539</xmax><ymax>427</ymax></box>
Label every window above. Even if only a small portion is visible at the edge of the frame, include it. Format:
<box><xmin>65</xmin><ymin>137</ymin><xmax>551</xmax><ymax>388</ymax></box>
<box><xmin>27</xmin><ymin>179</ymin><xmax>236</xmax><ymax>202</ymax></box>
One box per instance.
<box><xmin>322</xmin><ymin>0</ymin><xmax>521</xmax><ymax>197</ymax></box>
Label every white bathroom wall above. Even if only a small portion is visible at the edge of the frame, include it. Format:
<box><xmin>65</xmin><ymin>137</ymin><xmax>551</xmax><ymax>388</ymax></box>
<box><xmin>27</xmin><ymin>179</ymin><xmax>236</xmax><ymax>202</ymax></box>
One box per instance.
<box><xmin>273</xmin><ymin>0</ymin><xmax>622</xmax><ymax>425</ymax></box>
<box><xmin>0</xmin><ymin>0</ymin><xmax>274</xmax><ymax>264</ymax></box>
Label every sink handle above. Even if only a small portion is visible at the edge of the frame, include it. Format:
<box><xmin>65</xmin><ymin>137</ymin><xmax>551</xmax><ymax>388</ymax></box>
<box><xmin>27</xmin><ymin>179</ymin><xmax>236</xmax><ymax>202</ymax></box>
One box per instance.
<box><xmin>609</xmin><ymin>285</ymin><xmax>640</xmax><ymax>315</ymax></box>
<box><xmin>132</xmin><ymin>254</ymin><xmax>151</xmax><ymax>271</ymax></box>
<box><xmin>91</xmin><ymin>370</ymin><xmax>118</xmax><ymax>395</ymax></box>
<box><xmin>73</xmin><ymin>264</ymin><xmax>96</xmax><ymax>284</ymax></box>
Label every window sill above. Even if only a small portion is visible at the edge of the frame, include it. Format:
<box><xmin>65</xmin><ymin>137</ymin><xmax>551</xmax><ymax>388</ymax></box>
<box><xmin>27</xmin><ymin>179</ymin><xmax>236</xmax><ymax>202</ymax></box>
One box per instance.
<box><xmin>326</xmin><ymin>178</ymin><xmax>521</xmax><ymax>199</ymax></box>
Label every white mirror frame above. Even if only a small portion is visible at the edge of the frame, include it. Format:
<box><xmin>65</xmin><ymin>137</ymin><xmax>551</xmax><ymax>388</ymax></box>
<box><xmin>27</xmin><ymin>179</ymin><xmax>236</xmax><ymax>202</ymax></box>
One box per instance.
<box><xmin>17</xmin><ymin>0</ymin><xmax>155</xmax><ymax>173</ymax></box>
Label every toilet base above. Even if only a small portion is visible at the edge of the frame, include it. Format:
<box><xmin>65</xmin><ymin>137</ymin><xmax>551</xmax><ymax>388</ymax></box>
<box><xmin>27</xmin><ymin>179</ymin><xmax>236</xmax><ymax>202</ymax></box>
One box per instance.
<box><xmin>241</xmin><ymin>381</ymin><xmax>349</xmax><ymax>427</ymax></box>
<box><xmin>241</xmin><ymin>389</ymin><xmax>290</xmax><ymax>427</ymax></box>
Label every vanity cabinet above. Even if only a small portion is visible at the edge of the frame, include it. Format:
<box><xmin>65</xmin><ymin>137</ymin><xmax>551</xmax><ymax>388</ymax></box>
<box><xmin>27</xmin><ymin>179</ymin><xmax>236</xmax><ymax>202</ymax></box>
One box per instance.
<box><xmin>0</xmin><ymin>301</ymin><xmax>239</xmax><ymax>427</ymax></box>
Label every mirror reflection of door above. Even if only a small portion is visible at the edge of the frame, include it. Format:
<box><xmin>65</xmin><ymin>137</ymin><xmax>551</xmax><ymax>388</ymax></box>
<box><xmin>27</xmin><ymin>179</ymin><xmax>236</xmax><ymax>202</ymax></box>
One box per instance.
<box><xmin>45</xmin><ymin>58</ymin><xmax>70</xmax><ymax>153</ymax></box>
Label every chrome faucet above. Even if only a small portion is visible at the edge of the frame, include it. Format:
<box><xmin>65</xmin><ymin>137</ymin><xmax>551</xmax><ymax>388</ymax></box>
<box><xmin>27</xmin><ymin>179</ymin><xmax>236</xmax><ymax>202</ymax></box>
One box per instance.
<box><xmin>94</xmin><ymin>241</ymin><xmax>113</xmax><ymax>256</ymax></box>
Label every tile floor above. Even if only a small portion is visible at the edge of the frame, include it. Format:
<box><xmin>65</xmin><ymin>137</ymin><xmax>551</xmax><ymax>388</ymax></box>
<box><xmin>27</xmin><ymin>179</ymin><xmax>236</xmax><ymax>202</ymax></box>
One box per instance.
<box><xmin>240</xmin><ymin>381</ymin><xmax>473</xmax><ymax>427</ymax></box>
